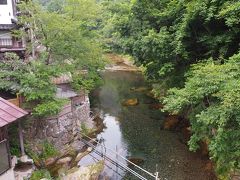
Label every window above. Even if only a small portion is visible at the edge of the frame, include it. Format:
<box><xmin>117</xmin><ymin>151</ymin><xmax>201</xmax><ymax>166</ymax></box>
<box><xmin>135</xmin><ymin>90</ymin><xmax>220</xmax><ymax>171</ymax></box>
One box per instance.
<box><xmin>0</xmin><ymin>0</ymin><xmax>7</xmax><ymax>5</ymax></box>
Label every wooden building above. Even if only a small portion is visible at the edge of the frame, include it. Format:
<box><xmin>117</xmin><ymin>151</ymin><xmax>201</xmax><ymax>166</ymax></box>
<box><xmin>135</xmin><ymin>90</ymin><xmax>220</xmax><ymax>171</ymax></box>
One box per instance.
<box><xmin>0</xmin><ymin>97</ymin><xmax>28</xmax><ymax>179</ymax></box>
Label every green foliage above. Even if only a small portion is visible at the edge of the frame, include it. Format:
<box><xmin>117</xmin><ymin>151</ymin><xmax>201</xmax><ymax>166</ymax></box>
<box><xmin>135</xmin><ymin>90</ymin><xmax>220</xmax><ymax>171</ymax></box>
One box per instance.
<box><xmin>71</xmin><ymin>71</ymin><xmax>103</xmax><ymax>92</ymax></box>
<box><xmin>26</xmin><ymin>141</ymin><xmax>59</xmax><ymax>165</ymax></box>
<box><xmin>0</xmin><ymin>53</ymin><xmax>27</xmax><ymax>92</ymax></box>
<box><xmin>19</xmin><ymin>60</ymin><xmax>65</xmax><ymax>117</ymax></box>
<box><xmin>0</xmin><ymin>0</ymin><xmax>105</xmax><ymax>118</ymax></box>
<box><xmin>163</xmin><ymin>53</ymin><xmax>240</xmax><ymax>178</ymax></box>
<box><xmin>101</xmin><ymin>0</ymin><xmax>240</xmax><ymax>177</ymax></box>
<box><xmin>18</xmin><ymin>0</ymin><xmax>104</xmax><ymax>67</ymax></box>
<box><xmin>102</xmin><ymin>0</ymin><xmax>240</xmax><ymax>82</ymax></box>
<box><xmin>30</xmin><ymin>169</ymin><xmax>52</xmax><ymax>180</ymax></box>
<box><xmin>7</xmin><ymin>122</ymin><xmax>21</xmax><ymax>156</ymax></box>
<box><xmin>81</xmin><ymin>122</ymin><xmax>95</xmax><ymax>135</ymax></box>
<box><xmin>40</xmin><ymin>141</ymin><xmax>59</xmax><ymax>160</ymax></box>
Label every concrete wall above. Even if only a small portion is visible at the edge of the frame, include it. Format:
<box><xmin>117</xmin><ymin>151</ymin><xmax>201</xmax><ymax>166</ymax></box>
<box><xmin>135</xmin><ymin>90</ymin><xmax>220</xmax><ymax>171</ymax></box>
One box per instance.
<box><xmin>0</xmin><ymin>169</ymin><xmax>15</xmax><ymax>180</ymax></box>
<box><xmin>0</xmin><ymin>0</ymin><xmax>15</xmax><ymax>24</ymax></box>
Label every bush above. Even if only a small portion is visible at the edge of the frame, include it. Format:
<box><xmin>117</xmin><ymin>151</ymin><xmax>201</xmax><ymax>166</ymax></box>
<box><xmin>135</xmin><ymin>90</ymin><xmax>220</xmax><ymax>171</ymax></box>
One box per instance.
<box><xmin>30</xmin><ymin>169</ymin><xmax>52</xmax><ymax>180</ymax></box>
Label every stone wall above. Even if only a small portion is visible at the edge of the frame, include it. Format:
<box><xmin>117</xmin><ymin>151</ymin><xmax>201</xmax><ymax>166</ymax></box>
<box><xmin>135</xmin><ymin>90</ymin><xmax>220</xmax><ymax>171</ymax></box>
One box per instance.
<box><xmin>25</xmin><ymin>94</ymin><xmax>93</xmax><ymax>151</ymax></box>
<box><xmin>72</xmin><ymin>96</ymin><xmax>94</xmax><ymax>129</ymax></box>
<box><xmin>45</xmin><ymin>103</ymin><xmax>75</xmax><ymax>149</ymax></box>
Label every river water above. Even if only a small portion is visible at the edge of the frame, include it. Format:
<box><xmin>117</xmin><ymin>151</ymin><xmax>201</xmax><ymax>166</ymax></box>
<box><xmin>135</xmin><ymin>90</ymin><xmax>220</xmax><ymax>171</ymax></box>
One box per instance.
<box><xmin>79</xmin><ymin>71</ymin><xmax>214</xmax><ymax>180</ymax></box>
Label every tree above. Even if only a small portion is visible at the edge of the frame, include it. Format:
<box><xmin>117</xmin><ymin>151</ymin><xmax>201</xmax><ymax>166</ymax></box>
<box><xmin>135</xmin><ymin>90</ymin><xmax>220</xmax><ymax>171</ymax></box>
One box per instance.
<box><xmin>0</xmin><ymin>0</ymin><xmax>104</xmax><ymax>117</ymax></box>
<box><xmin>0</xmin><ymin>53</ymin><xmax>27</xmax><ymax>92</ymax></box>
<box><xmin>163</xmin><ymin>53</ymin><xmax>240</xmax><ymax>178</ymax></box>
<box><xmin>102</xmin><ymin>0</ymin><xmax>240</xmax><ymax>87</ymax></box>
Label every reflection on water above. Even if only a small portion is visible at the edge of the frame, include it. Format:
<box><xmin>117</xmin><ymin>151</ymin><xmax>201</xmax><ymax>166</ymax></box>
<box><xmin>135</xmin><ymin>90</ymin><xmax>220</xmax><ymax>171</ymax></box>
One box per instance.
<box><xmin>79</xmin><ymin>71</ymin><xmax>213</xmax><ymax>180</ymax></box>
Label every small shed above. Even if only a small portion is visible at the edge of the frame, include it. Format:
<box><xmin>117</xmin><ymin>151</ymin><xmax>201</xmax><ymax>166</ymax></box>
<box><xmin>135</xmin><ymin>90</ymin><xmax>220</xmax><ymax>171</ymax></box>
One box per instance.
<box><xmin>0</xmin><ymin>97</ymin><xmax>28</xmax><ymax>175</ymax></box>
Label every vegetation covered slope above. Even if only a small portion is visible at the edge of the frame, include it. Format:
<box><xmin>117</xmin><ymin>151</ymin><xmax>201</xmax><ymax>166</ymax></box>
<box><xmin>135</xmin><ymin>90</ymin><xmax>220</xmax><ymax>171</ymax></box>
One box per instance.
<box><xmin>101</xmin><ymin>0</ymin><xmax>240</xmax><ymax>178</ymax></box>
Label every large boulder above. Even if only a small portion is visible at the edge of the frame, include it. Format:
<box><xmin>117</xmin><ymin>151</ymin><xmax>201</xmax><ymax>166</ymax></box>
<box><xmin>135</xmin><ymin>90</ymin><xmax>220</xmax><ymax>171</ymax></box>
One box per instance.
<box><xmin>44</xmin><ymin>157</ymin><xmax>56</xmax><ymax>167</ymax></box>
<box><xmin>56</xmin><ymin>157</ymin><xmax>72</xmax><ymax>165</ymax></box>
<box><xmin>61</xmin><ymin>161</ymin><xmax>104</xmax><ymax>180</ymax></box>
<box><xmin>145</xmin><ymin>91</ymin><xmax>155</xmax><ymax>98</ymax></box>
<box><xmin>130</xmin><ymin>87</ymin><xmax>148</xmax><ymax>92</ymax></box>
<box><xmin>122</xmin><ymin>98</ymin><xmax>139</xmax><ymax>106</ymax></box>
<box><xmin>74</xmin><ymin>151</ymin><xmax>89</xmax><ymax>162</ymax></box>
<box><xmin>148</xmin><ymin>103</ymin><xmax>163</xmax><ymax>110</ymax></box>
<box><xmin>127</xmin><ymin>157</ymin><xmax>144</xmax><ymax>166</ymax></box>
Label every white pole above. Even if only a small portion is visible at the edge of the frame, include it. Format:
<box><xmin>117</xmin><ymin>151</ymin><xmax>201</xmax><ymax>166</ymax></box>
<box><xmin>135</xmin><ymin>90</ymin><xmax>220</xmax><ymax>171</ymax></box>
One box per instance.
<box><xmin>116</xmin><ymin>145</ymin><xmax>118</xmax><ymax>174</ymax></box>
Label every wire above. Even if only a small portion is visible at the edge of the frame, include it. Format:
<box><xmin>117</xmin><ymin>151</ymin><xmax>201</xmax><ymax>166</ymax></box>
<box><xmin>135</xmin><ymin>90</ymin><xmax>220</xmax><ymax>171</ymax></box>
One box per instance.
<box><xmin>81</xmin><ymin>138</ymin><xmax>149</xmax><ymax>180</ymax></box>
<box><xmin>79</xmin><ymin>132</ymin><xmax>156</xmax><ymax>178</ymax></box>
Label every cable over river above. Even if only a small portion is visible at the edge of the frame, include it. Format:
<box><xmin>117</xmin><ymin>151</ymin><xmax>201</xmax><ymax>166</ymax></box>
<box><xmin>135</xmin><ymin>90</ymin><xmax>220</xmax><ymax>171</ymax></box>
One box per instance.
<box><xmin>79</xmin><ymin>70</ymin><xmax>215</xmax><ymax>180</ymax></box>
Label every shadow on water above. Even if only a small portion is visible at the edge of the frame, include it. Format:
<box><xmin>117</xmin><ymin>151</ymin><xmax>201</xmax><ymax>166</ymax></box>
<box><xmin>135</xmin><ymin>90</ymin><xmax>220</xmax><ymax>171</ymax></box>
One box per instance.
<box><xmin>80</xmin><ymin>71</ymin><xmax>215</xmax><ymax>180</ymax></box>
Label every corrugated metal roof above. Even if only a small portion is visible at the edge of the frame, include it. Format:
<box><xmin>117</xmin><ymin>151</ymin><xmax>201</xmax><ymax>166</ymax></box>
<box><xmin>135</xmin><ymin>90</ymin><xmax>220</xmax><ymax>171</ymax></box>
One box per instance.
<box><xmin>0</xmin><ymin>97</ymin><xmax>28</xmax><ymax>127</ymax></box>
<box><xmin>56</xmin><ymin>84</ymin><xmax>77</xmax><ymax>99</ymax></box>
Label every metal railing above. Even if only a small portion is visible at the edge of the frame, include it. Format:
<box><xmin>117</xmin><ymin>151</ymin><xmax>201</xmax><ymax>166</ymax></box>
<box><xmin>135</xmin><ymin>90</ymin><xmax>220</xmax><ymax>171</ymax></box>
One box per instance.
<box><xmin>0</xmin><ymin>38</ymin><xmax>13</xmax><ymax>47</ymax></box>
<box><xmin>0</xmin><ymin>38</ymin><xmax>24</xmax><ymax>48</ymax></box>
<box><xmin>79</xmin><ymin>132</ymin><xmax>160</xmax><ymax>180</ymax></box>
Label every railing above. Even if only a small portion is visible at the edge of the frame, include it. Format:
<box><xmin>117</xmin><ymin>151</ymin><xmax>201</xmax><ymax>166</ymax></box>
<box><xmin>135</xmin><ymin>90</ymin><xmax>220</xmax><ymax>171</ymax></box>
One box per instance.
<box><xmin>79</xmin><ymin>132</ymin><xmax>160</xmax><ymax>180</ymax></box>
<box><xmin>0</xmin><ymin>139</ymin><xmax>11</xmax><ymax>175</ymax></box>
<box><xmin>0</xmin><ymin>38</ymin><xmax>13</xmax><ymax>47</ymax></box>
<box><xmin>0</xmin><ymin>38</ymin><xmax>25</xmax><ymax>49</ymax></box>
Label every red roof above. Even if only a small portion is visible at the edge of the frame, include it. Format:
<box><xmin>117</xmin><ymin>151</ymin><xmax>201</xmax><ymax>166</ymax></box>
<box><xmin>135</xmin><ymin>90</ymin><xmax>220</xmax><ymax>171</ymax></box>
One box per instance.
<box><xmin>0</xmin><ymin>97</ymin><xmax>28</xmax><ymax>127</ymax></box>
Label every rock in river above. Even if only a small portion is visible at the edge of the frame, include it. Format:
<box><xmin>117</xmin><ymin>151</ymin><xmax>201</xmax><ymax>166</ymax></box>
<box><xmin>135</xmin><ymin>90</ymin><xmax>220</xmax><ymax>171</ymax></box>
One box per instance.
<box><xmin>148</xmin><ymin>103</ymin><xmax>163</xmax><ymax>110</ymax></box>
<box><xmin>163</xmin><ymin>115</ymin><xmax>180</xmax><ymax>130</ymax></box>
<box><xmin>56</xmin><ymin>157</ymin><xmax>72</xmax><ymax>165</ymax></box>
<box><xmin>61</xmin><ymin>161</ymin><xmax>104</xmax><ymax>180</ymax></box>
<box><xmin>44</xmin><ymin>157</ymin><xmax>56</xmax><ymax>166</ymax></box>
<box><xmin>74</xmin><ymin>151</ymin><xmax>89</xmax><ymax>162</ymax></box>
<box><xmin>130</xmin><ymin>87</ymin><xmax>148</xmax><ymax>92</ymax></box>
<box><xmin>127</xmin><ymin>157</ymin><xmax>144</xmax><ymax>166</ymax></box>
<box><xmin>122</xmin><ymin>98</ymin><xmax>139</xmax><ymax>106</ymax></box>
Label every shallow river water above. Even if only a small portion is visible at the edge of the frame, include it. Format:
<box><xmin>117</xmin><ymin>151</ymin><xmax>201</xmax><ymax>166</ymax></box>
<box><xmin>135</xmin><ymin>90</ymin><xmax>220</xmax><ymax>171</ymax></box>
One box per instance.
<box><xmin>79</xmin><ymin>71</ymin><xmax>214</xmax><ymax>180</ymax></box>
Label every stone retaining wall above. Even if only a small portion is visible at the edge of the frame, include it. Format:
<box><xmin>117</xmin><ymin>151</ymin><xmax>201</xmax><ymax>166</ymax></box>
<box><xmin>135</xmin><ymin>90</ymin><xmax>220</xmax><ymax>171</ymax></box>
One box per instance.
<box><xmin>25</xmin><ymin>95</ymin><xmax>94</xmax><ymax>151</ymax></box>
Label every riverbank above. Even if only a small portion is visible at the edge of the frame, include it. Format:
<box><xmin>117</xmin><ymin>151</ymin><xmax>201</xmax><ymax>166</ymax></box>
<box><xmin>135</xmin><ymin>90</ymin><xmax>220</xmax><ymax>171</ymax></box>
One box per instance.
<box><xmin>104</xmin><ymin>53</ymin><xmax>140</xmax><ymax>72</ymax></box>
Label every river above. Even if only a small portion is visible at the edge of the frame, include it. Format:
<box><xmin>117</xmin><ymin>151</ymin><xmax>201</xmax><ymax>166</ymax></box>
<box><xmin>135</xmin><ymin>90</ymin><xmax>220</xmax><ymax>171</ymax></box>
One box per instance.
<box><xmin>79</xmin><ymin>70</ymin><xmax>214</xmax><ymax>180</ymax></box>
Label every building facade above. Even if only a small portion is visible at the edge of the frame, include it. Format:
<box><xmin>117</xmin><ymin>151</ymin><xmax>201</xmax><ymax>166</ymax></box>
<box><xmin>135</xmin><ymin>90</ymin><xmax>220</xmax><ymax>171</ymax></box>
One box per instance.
<box><xmin>0</xmin><ymin>0</ymin><xmax>25</xmax><ymax>54</ymax></box>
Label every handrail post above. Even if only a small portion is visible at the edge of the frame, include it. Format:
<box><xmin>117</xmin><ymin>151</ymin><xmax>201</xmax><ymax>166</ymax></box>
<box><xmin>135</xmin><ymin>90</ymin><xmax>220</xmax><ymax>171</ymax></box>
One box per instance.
<box><xmin>116</xmin><ymin>145</ymin><xmax>118</xmax><ymax>174</ymax></box>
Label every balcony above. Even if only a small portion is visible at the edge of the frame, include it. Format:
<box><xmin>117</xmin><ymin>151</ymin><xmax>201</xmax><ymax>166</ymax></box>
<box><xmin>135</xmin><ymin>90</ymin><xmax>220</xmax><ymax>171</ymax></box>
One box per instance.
<box><xmin>0</xmin><ymin>38</ymin><xmax>25</xmax><ymax>52</ymax></box>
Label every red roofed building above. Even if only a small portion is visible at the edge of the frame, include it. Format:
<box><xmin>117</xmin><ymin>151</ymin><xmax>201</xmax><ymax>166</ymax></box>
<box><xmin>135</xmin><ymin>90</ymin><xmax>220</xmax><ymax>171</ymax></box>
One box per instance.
<box><xmin>0</xmin><ymin>97</ymin><xmax>28</xmax><ymax>179</ymax></box>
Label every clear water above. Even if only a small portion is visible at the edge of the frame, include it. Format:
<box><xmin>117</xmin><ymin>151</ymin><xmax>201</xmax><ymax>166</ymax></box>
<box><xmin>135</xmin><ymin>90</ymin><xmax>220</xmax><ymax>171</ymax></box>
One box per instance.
<box><xmin>79</xmin><ymin>71</ymin><xmax>214</xmax><ymax>180</ymax></box>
